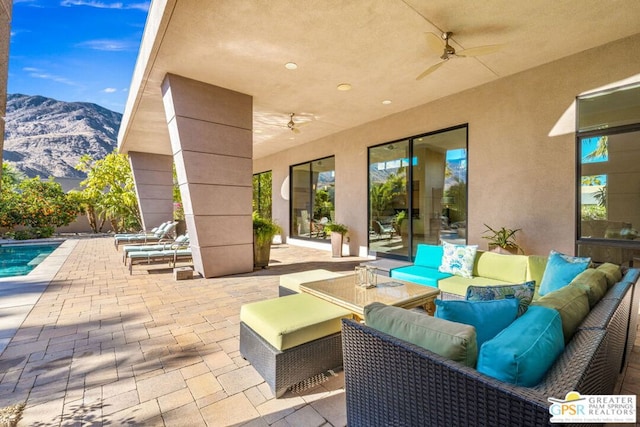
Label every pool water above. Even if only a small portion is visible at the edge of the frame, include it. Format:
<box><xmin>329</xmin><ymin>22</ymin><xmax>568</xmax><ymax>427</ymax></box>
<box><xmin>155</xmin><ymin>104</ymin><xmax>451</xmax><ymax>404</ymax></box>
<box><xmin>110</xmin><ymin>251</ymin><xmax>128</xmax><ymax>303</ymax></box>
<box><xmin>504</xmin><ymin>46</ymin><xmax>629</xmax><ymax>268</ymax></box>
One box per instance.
<box><xmin>0</xmin><ymin>243</ymin><xmax>61</xmax><ymax>278</ymax></box>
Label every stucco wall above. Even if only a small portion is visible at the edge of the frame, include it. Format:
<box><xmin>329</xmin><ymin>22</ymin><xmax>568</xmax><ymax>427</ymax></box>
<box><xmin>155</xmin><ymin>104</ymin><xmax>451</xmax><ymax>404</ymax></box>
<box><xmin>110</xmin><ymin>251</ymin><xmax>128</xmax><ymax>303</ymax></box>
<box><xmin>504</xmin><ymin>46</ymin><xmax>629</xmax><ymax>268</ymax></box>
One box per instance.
<box><xmin>254</xmin><ymin>33</ymin><xmax>640</xmax><ymax>258</ymax></box>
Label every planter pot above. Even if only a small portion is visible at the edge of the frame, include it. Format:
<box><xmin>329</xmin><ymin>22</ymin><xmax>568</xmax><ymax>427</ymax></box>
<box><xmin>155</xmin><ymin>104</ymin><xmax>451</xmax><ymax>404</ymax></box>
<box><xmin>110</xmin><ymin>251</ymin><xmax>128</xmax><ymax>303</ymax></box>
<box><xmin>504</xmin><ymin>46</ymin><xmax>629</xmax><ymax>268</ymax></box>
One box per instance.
<box><xmin>488</xmin><ymin>244</ymin><xmax>519</xmax><ymax>255</ymax></box>
<box><xmin>254</xmin><ymin>233</ymin><xmax>272</xmax><ymax>268</ymax></box>
<box><xmin>331</xmin><ymin>233</ymin><xmax>343</xmax><ymax>258</ymax></box>
<box><xmin>175</xmin><ymin>219</ymin><xmax>187</xmax><ymax>237</ymax></box>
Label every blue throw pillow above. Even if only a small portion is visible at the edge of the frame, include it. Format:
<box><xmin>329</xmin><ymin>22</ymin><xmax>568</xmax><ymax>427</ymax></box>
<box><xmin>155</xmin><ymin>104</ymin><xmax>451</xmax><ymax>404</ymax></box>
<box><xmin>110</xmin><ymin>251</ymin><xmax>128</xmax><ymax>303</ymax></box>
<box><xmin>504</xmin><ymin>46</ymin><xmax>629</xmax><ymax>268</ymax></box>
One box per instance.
<box><xmin>435</xmin><ymin>298</ymin><xmax>518</xmax><ymax>348</ymax></box>
<box><xmin>538</xmin><ymin>250</ymin><xmax>591</xmax><ymax>296</ymax></box>
<box><xmin>477</xmin><ymin>305</ymin><xmax>564</xmax><ymax>387</ymax></box>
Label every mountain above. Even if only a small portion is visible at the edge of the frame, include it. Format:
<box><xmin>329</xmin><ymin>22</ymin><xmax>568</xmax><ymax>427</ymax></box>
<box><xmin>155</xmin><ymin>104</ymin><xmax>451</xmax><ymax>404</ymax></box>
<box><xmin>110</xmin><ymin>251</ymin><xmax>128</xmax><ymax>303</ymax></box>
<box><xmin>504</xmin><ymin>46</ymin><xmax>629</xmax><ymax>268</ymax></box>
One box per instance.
<box><xmin>2</xmin><ymin>94</ymin><xmax>122</xmax><ymax>179</ymax></box>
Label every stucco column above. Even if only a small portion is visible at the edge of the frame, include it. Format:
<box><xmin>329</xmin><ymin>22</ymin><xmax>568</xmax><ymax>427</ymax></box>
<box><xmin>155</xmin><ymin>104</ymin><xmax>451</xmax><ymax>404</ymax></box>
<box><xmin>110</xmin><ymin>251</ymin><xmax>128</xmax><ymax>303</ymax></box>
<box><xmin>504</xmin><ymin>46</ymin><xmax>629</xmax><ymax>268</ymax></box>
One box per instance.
<box><xmin>161</xmin><ymin>73</ymin><xmax>253</xmax><ymax>278</ymax></box>
<box><xmin>129</xmin><ymin>152</ymin><xmax>174</xmax><ymax>230</ymax></box>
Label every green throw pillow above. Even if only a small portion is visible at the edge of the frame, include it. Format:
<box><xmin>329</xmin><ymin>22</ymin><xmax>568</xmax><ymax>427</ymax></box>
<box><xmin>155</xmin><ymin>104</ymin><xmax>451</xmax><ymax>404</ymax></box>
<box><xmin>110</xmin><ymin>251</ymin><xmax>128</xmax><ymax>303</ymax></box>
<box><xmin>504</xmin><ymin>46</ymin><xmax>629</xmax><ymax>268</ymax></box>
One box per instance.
<box><xmin>596</xmin><ymin>263</ymin><xmax>622</xmax><ymax>288</ymax></box>
<box><xmin>532</xmin><ymin>285</ymin><xmax>589</xmax><ymax>343</ymax></box>
<box><xmin>465</xmin><ymin>281</ymin><xmax>535</xmax><ymax>316</ymax></box>
<box><xmin>364</xmin><ymin>302</ymin><xmax>478</xmax><ymax>367</ymax></box>
<box><xmin>568</xmin><ymin>268</ymin><xmax>608</xmax><ymax>308</ymax></box>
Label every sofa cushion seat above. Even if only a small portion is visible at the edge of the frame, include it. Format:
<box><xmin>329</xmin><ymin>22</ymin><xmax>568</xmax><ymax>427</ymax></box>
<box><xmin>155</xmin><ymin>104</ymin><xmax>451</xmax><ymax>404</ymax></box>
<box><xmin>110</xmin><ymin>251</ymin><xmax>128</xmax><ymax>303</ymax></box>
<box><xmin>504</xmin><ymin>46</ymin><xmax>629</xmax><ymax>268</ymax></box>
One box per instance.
<box><xmin>474</xmin><ymin>251</ymin><xmax>529</xmax><ymax>283</ymax></box>
<box><xmin>477</xmin><ymin>305</ymin><xmax>565</xmax><ymax>387</ymax></box>
<box><xmin>391</xmin><ymin>265</ymin><xmax>452</xmax><ymax>287</ymax></box>
<box><xmin>240</xmin><ymin>293</ymin><xmax>352</xmax><ymax>351</ymax></box>
<box><xmin>438</xmin><ymin>275</ymin><xmax>517</xmax><ymax>297</ymax></box>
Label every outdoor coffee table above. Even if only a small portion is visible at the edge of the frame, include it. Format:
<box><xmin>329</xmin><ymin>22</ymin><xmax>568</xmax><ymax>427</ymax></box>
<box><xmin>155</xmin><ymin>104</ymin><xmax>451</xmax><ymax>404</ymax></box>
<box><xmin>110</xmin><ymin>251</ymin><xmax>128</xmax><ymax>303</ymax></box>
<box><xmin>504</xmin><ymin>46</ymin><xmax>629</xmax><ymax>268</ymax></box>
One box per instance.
<box><xmin>299</xmin><ymin>274</ymin><xmax>440</xmax><ymax>322</ymax></box>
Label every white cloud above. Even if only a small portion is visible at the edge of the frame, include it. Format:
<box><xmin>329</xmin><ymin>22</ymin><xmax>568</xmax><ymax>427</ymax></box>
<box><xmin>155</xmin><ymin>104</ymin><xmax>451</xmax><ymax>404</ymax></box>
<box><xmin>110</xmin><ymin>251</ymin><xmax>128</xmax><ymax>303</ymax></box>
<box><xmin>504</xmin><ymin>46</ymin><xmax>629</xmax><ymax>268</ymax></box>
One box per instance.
<box><xmin>77</xmin><ymin>39</ymin><xmax>138</xmax><ymax>51</ymax></box>
<box><xmin>24</xmin><ymin>67</ymin><xmax>78</xmax><ymax>86</ymax></box>
<box><xmin>103</xmin><ymin>87</ymin><xmax>117</xmax><ymax>93</ymax></box>
<box><xmin>60</xmin><ymin>1</ymin><xmax>150</xmax><ymax>11</ymax></box>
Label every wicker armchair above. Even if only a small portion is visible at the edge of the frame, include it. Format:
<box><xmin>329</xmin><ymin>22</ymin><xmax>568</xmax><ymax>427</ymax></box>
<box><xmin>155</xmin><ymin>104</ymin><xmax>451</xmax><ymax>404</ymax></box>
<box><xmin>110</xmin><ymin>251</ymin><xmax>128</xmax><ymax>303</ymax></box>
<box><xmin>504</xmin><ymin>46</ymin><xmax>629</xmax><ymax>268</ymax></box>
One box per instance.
<box><xmin>342</xmin><ymin>268</ymin><xmax>640</xmax><ymax>427</ymax></box>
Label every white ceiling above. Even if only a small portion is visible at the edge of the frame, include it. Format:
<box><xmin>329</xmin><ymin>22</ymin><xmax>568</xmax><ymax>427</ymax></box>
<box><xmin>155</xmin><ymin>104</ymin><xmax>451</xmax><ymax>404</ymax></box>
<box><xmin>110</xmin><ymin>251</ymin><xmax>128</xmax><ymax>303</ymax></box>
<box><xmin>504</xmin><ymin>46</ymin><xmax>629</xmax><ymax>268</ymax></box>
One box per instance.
<box><xmin>118</xmin><ymin>0</ymin><xmax>640</xmax><ymax>159</ymax></box>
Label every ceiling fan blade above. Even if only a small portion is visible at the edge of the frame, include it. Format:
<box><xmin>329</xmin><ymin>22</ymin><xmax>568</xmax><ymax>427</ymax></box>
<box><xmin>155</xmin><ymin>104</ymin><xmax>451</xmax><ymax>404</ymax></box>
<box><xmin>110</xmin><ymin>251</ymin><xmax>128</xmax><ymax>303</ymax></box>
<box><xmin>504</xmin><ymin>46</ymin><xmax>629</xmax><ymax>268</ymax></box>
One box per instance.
<box><xmin>416</xmin><ymin>61</ymin><xmax>445</xmax><ymax>80</ymax></box>
<box><xmin>456</xmin><ymin>44</ymin><xmax>502</xmax><ymax>57</ymax></box>
<box><xmin>425</xmin><ymin>32</ymin><xmax>444</xmax><ymax>53</ymax></box>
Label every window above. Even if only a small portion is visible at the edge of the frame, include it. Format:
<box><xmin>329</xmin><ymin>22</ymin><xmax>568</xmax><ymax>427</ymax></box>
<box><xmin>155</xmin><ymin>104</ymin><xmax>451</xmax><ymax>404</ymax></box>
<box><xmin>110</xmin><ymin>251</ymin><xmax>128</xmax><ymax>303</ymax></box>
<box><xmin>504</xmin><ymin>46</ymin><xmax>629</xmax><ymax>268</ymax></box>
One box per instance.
<box><xmin>290</xmin><ymin>156</ymin><xmax>335</xmax><ymax>240</ymax></box>
<box><xmin>577</xmin><ymin>83</ymin><xmax>640</xmax><ymax>265</ymax></box>
<box><xmin>368</xmin><ymin>126</ymin><xmax>468</xmax><ymax>259</ymax></box>
<box><xmin>253</xmin><ymin>171</ymin><xmax>272</xmax><ymax>219</ymax></box>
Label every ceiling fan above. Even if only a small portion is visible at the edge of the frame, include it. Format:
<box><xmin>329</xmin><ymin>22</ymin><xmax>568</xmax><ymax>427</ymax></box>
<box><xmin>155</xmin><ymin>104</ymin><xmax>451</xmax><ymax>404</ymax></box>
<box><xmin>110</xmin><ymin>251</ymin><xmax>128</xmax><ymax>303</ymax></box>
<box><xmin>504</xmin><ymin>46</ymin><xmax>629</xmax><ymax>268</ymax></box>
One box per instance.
<box><xmin>287</xmin><ymin>113</ymin><xmax>301</xmax><ymax>134</ymax></box>
<box><xmin>416</xmin><ymin>31</ymin><xmax>502</xmax><ymax>80</ymax></box>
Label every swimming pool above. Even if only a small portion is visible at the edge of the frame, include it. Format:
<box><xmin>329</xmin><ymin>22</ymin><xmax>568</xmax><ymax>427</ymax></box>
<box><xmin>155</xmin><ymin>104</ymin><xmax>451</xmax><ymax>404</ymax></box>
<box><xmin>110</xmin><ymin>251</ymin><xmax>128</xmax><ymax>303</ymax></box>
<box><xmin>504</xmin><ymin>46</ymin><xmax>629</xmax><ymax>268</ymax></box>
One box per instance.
<box><xmin>0</xmin><ymin>242</ymin><xmax>62</xmax><ymax>278</ymax></box>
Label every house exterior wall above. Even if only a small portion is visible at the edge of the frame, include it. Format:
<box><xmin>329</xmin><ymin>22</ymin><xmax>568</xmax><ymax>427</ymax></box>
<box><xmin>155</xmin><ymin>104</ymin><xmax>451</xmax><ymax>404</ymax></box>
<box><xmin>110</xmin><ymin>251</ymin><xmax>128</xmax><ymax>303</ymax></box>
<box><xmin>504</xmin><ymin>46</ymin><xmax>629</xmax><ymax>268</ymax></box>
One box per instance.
<box><xmin>254</xmin><ymin>32</ymin><xmax>640</xmax><ymax>258</ymax></box>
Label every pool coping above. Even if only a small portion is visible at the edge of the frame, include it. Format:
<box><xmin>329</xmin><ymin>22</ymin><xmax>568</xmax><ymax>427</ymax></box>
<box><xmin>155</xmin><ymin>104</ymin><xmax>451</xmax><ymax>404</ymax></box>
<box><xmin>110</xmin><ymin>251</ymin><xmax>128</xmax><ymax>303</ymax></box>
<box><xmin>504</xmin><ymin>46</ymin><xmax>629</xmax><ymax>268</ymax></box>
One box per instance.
<box><xmin>0</xmin><ymin>239</ymin><xmax>77</xmax><ymax>355</ymax></box>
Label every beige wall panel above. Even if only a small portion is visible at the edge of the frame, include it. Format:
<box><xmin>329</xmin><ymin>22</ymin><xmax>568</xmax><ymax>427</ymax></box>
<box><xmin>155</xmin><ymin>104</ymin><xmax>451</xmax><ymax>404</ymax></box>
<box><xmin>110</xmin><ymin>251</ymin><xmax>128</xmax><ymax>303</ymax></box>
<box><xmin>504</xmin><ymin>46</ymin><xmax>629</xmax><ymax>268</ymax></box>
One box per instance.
<box><xmin>191</xmin><ymin>244</ymin><xmax>254</xmax><ymax>278</ymax></box>
<box><xmin>136</xmin><ymin>184</ymin><xmax>174</xmax><ymax>200</ymax></box>
<box><xmin>138</xmin><ymin>199</ymin><xmax>174</xmax><ymax>214</ymax></box>
<box><xmin>162</xmin><ymin>73</ymin><xmax>252</xmax><ymax>129</ymax></box>
<box><xmin>187</xmin><ymin>183</ymin><xmax>251</xmax><ymax>217</ymax></box>
<box><xmin>170</xmin><ymin>116</ymin><xmax>252</xmax><ymax>158</ymax></box>
<box><xmin>185</xmin><ymin>215</ymin><xmax>253</xmax><ymax>248</ymax></box>
<box><xmin>254</xmin><ymin>33</ymin><xmax>640</xmax><ymax>257</ymax></box>
<box><xmin>132</xmin><ymin>170</ymin><xmax>173</xmax><ymax>185</ymax></box>
<box><xmin>129</xmin><ymin>150</ymin><xmax>173</xmax><ymax>171</ymax></box>
<box><xmin>180</xmin><ymin>151</ymin><xmax>252</xmax><ymax>186</ymax></box>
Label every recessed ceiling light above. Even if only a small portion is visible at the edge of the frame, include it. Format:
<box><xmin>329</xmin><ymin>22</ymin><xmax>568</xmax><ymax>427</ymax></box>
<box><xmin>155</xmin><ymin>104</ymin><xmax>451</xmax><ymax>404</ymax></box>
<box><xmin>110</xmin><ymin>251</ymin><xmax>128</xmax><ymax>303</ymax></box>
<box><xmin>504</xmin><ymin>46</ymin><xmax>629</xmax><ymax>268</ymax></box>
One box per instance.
<box><xmin>254</xmin><ymin>129</ymin><xmax>263</xmax><ymax>134</ymax></box>
<box><xmin>337</xmin><ymin>83</ymin><xmax>352</xmax><ymax>91</ymax></box>
<box><xmin>285</xmin><ymin>62</ymin><xmax>298</xmax><ymax>70</ymax></box>
<box><xmin>382</xmin><ymin>100</ymin><xmax>392</xmax><ymax>105</ymax></box>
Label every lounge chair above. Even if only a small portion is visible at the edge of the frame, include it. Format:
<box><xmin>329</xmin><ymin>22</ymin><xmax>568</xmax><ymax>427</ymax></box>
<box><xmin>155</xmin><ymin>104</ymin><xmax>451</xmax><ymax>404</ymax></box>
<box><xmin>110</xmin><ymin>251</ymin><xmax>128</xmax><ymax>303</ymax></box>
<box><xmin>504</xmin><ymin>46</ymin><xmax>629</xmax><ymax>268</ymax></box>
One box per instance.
<box><xmin>372</xmin><ymin>220</ymin><xmax>395</xmax><ymax>240</ymax></box>
<box><xmin>122</xmin><ymin>234</ymin><xmax>189</xmax><ymax>264</ymax></box>
<box><xmin>127</xmin><ymin>244</ymin><xmax>192</xmax><ymax>275</ymax></box>
<box><xmin>114</xmin><ymin>221</ymin><xmax>178</xmax><ymax>249</ymax></box>
<box><xmin>113</xmin><ymin>221</ymin><xmax>171</xmax><ymax>238</ymax></box>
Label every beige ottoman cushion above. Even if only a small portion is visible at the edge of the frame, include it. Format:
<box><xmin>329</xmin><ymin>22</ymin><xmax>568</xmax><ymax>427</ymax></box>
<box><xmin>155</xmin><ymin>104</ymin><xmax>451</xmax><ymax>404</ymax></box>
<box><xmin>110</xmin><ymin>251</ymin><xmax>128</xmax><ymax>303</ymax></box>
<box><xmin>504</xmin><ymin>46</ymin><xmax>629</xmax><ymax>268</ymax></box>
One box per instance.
<box><xmin>279</xmin><ymin>269</ymin><xmax>343</xmax><ymax>293</ymax></box>
<box><xmin>240</xmin><ymin>293</ymin><xmax>352</xmax><ymax>350</ymax></box>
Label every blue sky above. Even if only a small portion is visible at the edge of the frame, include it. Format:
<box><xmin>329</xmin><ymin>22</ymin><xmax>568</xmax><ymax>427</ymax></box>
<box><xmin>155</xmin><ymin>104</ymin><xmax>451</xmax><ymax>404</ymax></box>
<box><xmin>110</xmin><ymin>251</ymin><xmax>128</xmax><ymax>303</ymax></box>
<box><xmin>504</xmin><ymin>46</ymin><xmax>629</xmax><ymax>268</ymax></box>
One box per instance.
<box><xmin>7</xmin><ymin>0</ymin><xmax>149</xmax><ymax>113</ymax></box>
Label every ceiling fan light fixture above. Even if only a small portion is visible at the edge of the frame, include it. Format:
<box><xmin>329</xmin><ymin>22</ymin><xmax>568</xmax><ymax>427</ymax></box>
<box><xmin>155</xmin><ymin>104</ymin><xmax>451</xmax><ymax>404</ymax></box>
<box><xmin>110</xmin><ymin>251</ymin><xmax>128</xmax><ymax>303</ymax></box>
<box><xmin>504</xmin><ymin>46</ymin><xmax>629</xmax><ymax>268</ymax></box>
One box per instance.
<box><xmin>337</xmin><ymin>83</ymin><xmax>352</xmax><ymax>91</ymax></box>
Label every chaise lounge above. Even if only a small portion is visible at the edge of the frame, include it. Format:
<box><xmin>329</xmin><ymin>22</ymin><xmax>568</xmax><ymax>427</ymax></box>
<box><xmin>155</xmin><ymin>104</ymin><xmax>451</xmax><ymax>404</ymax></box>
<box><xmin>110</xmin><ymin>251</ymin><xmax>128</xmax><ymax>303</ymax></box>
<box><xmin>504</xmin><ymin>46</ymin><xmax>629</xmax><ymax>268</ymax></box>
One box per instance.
<box><xmin>114</xmin><ymin>221</ymin><xmax>178</xmax><ymax>249</ymax></box>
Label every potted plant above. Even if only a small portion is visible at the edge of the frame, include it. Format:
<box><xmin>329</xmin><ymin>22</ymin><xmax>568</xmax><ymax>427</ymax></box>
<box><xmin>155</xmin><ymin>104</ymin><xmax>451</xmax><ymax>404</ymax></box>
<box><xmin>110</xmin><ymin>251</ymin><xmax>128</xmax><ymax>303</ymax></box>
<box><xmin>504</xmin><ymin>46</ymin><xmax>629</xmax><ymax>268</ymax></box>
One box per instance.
<box><xmin>253</xmin><ymin>213</ymin><xmax>281</xmax><ymax>268</ymax></box>
<box><xmin>482</xmin><ymin>224</ymin><xmax>523</xmax><ymax>254</ymax></box>
<box><xmin>325</xmin><ymin>222</ymin><xmax>348</xmax><ymax>257</ymax></box>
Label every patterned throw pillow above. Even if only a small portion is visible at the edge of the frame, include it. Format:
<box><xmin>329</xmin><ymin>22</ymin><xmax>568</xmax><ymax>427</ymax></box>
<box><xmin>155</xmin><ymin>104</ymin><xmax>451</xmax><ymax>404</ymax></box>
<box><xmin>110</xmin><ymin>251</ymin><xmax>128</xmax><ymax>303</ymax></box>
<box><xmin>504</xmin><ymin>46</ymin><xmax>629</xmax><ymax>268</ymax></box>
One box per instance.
<box><xmin>466</xmin><ymin>281</ymin><xmax>536</xmax><ymax>316</ymax></box>
<box><xmin>438</xmin><ymin>242</ymin><xmax>478</xmax><ymax>279</ymax></box>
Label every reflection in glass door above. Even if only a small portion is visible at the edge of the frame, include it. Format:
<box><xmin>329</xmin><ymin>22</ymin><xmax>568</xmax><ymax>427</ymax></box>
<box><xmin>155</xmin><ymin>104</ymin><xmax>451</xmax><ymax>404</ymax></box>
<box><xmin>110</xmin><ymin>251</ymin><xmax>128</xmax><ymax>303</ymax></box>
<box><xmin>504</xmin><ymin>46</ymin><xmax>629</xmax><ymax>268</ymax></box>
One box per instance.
<box><xmin>368</xmin><ymin>140</ymin><xmax>410</xmax><ymax>258</ymax></box>
<box><xmin>368</xmin><ymin>126</ymin><xmax>467</xmax><ymax>260</ymax></box>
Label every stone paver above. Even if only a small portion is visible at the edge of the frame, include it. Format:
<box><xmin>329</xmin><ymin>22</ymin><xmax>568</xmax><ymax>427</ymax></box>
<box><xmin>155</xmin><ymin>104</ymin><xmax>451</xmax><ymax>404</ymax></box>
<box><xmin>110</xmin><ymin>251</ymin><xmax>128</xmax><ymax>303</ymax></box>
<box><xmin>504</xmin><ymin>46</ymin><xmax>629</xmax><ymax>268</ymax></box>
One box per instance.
<box><xmin>0</xmin><ymin>236</ymin><xmax>639</xmax><ymax>426</ymax></box>
<box><xmin>0</xmin><ymin>237</ymin><xmax>365</xmax><ymax>426</ymax></box>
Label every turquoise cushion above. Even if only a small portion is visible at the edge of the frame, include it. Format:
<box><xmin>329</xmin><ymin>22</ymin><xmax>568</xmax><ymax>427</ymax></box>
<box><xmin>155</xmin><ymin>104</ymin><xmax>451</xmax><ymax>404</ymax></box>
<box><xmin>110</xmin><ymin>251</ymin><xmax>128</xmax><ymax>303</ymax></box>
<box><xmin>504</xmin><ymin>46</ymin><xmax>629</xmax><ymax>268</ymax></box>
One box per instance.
<box><xmin>465</xmin><ymin>281</ymin><xmax>535</xmax><ymax>316</ymax></box>
<box><xmin>438</xmin><ymin>242</ymin><xmax>478</xmax><ymax>279</ymax></box>
<box><xmin>538</xmin><ymin>250</ymin><xmax>591</xmax><ymax>296</ymax></box>
<box><xmin>435</xmin><ymin>298</ymin><xmax>518</xmax><ymax>348</ymax></box>
<box><xmin>477</xmin><ymin>306</ymin><xmax>564</xmax><ymax>387</ymax></box>
<box><xmin>391</xmin><ymin>265</ymin><xmax>451</xmax><ymax>287</ymax></box>
<box><xmin>365</xmin><ymin>303</ymin><xmax>478</xmax><ymax>367</ymax></box>
<box><xmin>414</xmin><ymin>244</ymin><xmax>444</xmax><ymax>269</ymax></box>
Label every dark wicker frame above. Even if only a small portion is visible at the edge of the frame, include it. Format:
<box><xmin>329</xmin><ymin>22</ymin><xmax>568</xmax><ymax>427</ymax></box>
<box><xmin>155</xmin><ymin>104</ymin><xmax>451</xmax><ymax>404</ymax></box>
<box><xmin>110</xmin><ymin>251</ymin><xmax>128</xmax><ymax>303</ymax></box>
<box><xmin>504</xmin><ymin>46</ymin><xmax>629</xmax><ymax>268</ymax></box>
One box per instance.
<box><xmin>342</xmin><ymin>268</ymin><xmax>639</xmax><ymax>427</ymax></box>
<box><xmin>239</xmin><ymin>322</ymin><xmax>343</xmax><ymax>398</ymax></box>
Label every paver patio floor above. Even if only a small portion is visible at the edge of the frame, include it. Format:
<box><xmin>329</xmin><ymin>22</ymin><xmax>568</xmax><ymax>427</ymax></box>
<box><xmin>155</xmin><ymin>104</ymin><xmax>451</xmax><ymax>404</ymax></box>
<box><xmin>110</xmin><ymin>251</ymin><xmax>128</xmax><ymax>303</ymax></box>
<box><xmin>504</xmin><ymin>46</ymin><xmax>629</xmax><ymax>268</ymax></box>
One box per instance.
<box><xmin>0</xmin><ymin>236</ymin><xmax>638</xmax><ymax>426</ymax></box>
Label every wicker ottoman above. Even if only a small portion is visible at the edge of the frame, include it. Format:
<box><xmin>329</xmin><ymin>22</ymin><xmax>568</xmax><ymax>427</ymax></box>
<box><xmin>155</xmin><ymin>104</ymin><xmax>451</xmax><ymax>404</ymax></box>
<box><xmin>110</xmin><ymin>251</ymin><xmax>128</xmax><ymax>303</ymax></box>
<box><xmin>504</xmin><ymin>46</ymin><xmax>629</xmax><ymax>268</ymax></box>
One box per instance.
<box><xmin>240</xmin><ymin>293</ymin><xmax>353</xmax><ymax>397</ymax></box>
<box><xmin>279</xmin><ymin>269</ymin><xmax>343</xmax><ymax>296</ymax></box>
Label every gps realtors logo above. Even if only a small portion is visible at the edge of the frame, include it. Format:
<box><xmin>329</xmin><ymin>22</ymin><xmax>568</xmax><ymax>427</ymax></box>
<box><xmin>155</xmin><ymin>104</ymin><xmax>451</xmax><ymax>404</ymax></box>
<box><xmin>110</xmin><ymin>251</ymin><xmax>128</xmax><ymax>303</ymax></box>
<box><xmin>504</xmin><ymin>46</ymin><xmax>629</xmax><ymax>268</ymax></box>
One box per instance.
<box><xmin>548</xmin><ymin>391</ymin><xmax>636</xmax><ymax>423</ymax></box>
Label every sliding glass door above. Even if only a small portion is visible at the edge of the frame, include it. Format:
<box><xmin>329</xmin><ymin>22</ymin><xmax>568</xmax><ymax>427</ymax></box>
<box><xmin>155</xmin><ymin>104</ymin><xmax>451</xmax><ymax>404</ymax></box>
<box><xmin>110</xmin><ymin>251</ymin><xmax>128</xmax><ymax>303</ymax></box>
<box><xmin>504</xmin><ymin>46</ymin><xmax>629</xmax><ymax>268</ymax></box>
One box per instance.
<box><xmin>368</xmin><ymin>126</ymin><xmax>468</xmax><ymax>260</ymax></box>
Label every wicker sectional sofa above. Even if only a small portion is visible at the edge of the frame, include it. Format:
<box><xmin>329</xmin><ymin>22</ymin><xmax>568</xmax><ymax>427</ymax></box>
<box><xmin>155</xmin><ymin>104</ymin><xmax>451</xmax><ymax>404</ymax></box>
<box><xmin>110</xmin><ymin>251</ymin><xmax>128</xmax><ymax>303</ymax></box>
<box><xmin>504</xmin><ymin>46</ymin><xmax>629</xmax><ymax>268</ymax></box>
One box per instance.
<box><xmin>342</xmin><ymin>267</ymin><xmax>640</xmax><ymax>426</ymax></box>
